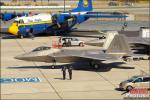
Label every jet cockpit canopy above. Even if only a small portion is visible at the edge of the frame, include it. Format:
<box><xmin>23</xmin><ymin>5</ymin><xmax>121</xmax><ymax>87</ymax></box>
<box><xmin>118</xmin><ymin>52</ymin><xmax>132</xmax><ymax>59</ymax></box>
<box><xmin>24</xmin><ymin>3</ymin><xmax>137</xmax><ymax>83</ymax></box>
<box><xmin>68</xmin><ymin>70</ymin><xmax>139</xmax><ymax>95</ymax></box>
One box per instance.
<box><xmin>32</xmin><ymin>46</ymin><xmax>51</xmax><ymax>52</ymax></box>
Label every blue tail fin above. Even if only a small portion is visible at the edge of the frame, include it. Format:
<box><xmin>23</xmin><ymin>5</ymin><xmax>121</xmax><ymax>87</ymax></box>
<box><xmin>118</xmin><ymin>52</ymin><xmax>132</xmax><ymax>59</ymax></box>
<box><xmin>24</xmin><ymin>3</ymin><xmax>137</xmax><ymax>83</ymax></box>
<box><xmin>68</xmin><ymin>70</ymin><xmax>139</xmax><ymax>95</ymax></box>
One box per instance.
<box><xmin>71</xmin><ymin>0</ymin><xmax>93</xmax><ymax>12</ymax></box>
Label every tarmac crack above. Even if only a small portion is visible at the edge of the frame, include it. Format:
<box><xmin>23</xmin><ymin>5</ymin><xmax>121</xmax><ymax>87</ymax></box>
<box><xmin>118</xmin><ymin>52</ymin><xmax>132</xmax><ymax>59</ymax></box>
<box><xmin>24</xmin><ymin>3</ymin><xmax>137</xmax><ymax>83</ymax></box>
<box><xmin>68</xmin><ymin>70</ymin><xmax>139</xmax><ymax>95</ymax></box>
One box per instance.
<box><xmin>1</xmin><ymin>89</ymin><xmax>120</xmax><ymax>95</ymax></box>
<box><xmin>37</xmin><ymin>67</ymin><xmax>63</xmax><ymax>99</ymax></box>
<box><xmin>127</xmin><ymin>61</ymin><xmax>148</xmax><ymax>75</ymax></box>
<box><xmin>96</xmin><ymin>72</ymin><xmax>117</xmax><ymax>88</ymax></box>
<box><xmin>1</xmin><ymin>91</ymin><xmax>57</xmax><ymax>95</ymax></box>
<box><xmin>15</xmin><ymin>39</ymin><xmax>63</xmax><ymax>100</ymax></box>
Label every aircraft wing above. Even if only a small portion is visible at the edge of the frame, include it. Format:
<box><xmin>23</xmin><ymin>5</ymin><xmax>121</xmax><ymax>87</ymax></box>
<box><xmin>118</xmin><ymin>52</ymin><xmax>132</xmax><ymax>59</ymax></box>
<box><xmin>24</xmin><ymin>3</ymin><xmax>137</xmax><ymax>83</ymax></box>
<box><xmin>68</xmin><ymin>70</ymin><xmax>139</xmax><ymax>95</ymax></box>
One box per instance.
<box><xmin>72</xmin><ymin>51</ymin><xmax>118</xmax><ymax>61</ymax></box>
<box><xmin>52</xmin><ymin>50</ymin><xmax>119</xmax><ymax>62</ymax></box>
<box><xmin>127</xmin><ymin>37</ymin><xmax>150</xmax><ymax>45</ymax></box>
<box><xmin>84</xmin><ymin>12</ymin><xmax>127</xmax><ymax>18</ymax></box>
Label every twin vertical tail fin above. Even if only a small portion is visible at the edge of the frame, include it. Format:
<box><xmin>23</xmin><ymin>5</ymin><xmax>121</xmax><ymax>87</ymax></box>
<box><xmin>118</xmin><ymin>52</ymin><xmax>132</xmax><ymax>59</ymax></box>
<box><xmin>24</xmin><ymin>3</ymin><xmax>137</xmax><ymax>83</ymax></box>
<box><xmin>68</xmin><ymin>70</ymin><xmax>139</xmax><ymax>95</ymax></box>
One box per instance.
<box><xmin>71</xmin><ymin>0</ymin><xmax>93</xmax><ymax>12</ymax></box>
<box><xmin>103</xmin><ymin>31</ymin><xmax>131</xmax><ymax>55</ymax></box>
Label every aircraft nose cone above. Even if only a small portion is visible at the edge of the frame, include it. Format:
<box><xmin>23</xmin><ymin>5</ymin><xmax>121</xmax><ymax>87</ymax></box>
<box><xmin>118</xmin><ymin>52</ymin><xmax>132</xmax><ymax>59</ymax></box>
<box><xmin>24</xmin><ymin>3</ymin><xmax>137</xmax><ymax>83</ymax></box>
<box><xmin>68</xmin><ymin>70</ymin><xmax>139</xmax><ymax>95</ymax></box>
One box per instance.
<box><xmin>15</xmin><ymin>52</ymin><xmax>36</xmax><ymax>61</ymax></box>
<box><xmin>8</xmin><ymin>23</ymin><xmax>19</xmax><ymax>36</ymax></box>
<box><xmin>14</xmin><ymin>52</ymin><xmax>30</xmax><ymax>60</ymax></box>
<box><xmin>15</xmin><ymin>54</ymin><xmax>25</xmax><ymax>60</ymax></box>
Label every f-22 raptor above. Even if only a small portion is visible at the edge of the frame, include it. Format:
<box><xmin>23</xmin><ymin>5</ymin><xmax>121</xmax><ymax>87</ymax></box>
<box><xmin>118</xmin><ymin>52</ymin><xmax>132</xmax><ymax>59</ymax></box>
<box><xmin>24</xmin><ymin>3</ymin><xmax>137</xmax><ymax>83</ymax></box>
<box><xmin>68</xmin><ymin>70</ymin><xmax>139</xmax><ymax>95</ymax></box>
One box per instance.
<box><xmin>15</xmin><ymin>33</ymin><xmax>131</xmax><ymax>69</ymax></box>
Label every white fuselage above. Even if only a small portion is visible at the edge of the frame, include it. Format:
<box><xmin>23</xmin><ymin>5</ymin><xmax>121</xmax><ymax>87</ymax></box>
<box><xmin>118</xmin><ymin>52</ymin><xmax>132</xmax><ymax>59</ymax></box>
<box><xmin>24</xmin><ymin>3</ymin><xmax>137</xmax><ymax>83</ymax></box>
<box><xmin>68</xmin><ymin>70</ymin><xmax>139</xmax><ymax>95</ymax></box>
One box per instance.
<box><xmin>14</xmin><ymin>13</ymin><xmax>52</xmax><ymax>24</ymax></box>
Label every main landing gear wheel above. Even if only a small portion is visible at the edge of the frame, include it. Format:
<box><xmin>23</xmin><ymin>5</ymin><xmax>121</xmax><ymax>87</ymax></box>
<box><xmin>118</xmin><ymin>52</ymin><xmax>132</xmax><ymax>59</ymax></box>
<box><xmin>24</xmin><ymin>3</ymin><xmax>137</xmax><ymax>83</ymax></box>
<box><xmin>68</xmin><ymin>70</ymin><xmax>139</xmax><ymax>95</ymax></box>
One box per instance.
<box><xmin>51</xmin><ymin>58</ymin><xmax>56</xmax><ymax>69</ymax></box>
<box><xmin>93</xmin><ymin>64</ymin><xmax>99</xmax><ymax>69</ymax></box>
<box><xmin>51</xmin><ymin>66</ymin><xmax>55</xmax><ymax>69</ymax></box>
<box><xmin>18</xmin><ymin>33</ymin><xmax>24</xmax><ymax>39</ymax></box>
<box><xmin>79</xmin><ymin>42</ymin><xmax>84</xmax><ymax>47</ymax></box>
<box><xmin>89</xmin><ymin>62</ymin><xmax>99</xmax><ymax>70</ymax></box>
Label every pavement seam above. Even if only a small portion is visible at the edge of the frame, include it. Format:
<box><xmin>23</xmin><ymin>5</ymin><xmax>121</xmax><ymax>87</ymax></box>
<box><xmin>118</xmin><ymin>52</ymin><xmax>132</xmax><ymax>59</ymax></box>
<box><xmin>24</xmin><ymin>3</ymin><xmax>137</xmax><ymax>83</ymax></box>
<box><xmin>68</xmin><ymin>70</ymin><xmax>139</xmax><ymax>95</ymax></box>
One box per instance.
<box><xmin>1</xmin><ymin>91</ymin><xmax>57</xmax><ymax>95</ymax></box>
<box><xmin>128</xmin><ymin>61</ymin><xmax>148</xmax><ymax>74</ymax></box>
<box><xmin>15</xmin><ymin>39</ymin><xmax>62</xmax><ymax>100</ymax></box>
<box><xmin>2</xmin><ymin>89</ymin><xmax>119</xmax><ymax>95</ymax></box>
<box><xmin>15</xmin><ymin>39</ymin><xmax>27</xmax><ymax>53</ymax></box>
<box><xmin>37</xmin><ymin>67</ymin><xmax>63</xmax><ymax>99</ymax></box>
<box><xmin>96</xmin><ymin>72</ymin><xmax>117</xmax><ymax>88</ymax></box>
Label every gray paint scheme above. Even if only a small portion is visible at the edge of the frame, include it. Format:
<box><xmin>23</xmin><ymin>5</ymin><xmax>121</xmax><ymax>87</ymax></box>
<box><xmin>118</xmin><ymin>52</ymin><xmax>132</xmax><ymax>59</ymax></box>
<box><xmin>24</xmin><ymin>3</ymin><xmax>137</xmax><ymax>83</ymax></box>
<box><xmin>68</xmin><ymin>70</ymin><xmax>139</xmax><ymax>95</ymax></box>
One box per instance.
<box><xmin>85</xmin><ymin>31</ymin><xmax>150</xmax><ymax>48</ymax></box>
<box><xmin>15</xmin><ymin>33</ymin><xmax>130</xmax><ymax>64</ymax></box>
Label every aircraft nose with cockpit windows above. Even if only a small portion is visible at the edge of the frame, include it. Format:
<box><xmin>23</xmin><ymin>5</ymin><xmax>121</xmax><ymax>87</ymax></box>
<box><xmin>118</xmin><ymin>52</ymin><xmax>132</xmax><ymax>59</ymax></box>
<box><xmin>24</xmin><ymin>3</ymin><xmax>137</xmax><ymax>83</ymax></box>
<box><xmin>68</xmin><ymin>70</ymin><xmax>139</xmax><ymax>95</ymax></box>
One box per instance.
<box><xmin>8</xmin><ymin>13</ymin><xmax>53</xmax><ymax>38</ymax></box>
<box><xmin>8</xmin><ymin>22</ymin><xmax>19</xmax><ymax>36</ymax></box>
<box><xmin>15</xmin><ymin>46</ymin><xmax>60</xmax><ymax>62</ymax></box>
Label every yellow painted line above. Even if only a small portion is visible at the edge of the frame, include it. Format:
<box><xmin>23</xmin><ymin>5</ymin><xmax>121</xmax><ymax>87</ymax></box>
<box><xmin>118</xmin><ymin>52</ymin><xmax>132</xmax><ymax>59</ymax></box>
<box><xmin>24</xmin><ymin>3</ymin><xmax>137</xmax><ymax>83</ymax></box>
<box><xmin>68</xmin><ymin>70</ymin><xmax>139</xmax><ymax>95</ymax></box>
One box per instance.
<box><xmin>18</xmin><ymin>21</ymin><xmax>52</xmax><ymax>26</ymax></box>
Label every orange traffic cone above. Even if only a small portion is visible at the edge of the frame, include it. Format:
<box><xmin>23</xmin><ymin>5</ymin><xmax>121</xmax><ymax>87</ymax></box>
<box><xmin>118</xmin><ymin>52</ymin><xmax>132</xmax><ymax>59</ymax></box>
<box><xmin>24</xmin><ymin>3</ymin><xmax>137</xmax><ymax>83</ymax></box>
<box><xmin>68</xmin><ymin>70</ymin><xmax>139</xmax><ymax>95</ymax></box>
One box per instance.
<box><xmin>52</xmin><ymin>41</ymin><xmax>57</xmax><ymax>48</ymax></box>
<box><xmin>58</xmin><ymin>42</ymin><xmax>62</xmax><ymax>48</ymax></box>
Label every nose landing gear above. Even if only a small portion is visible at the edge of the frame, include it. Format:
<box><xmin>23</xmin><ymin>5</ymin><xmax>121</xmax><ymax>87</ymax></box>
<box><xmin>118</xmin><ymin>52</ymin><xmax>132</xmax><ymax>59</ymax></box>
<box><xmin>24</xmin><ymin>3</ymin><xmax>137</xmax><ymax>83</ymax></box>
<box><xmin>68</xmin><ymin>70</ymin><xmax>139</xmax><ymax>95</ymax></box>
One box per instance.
<box><xmin>51</xmin><ymin>58</ymin><xmax>56</xmax><ymax>69</ymax></box>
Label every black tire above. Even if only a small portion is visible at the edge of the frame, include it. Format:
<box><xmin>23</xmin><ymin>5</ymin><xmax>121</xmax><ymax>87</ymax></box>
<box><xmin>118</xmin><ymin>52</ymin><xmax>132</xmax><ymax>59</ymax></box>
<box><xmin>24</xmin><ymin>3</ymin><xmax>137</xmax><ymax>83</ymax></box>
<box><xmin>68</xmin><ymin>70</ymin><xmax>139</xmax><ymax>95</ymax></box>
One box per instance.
<box><xmin>93</xmin><ymin>64</ymin><xmax>99</xmax><ymax>69</ymax></box>
<box><xmin>102</xmin><ymin>36</ymin><xmax>105</xmax><ymax>39</ymax></box>
<box><xmin>126</xmin><ymin>86</ymin><xmax>133</xmax><ymax>91</ymax></box>
<box><xmin>126</xmin><ymin>58</ymin><xmax>131</xmax><ymax>62</ymax></box>
<box><xmin>17</xmin><ymin>34</ymin><xmax>24</xmax><ymax>39</ymax></box>
<box><xmin>79</xmin><ymin>42</ymin><xmax>84</xmax><ymax>47</ymax></box>
<box><xmin>51</xmin><ymin>66</ymin><xmax>55</xmax><ymax>69</ymax></box>
<box><xmin>89</xmin><ymin>61</ymin><xmax>99</xmax><ymax>69</ymax></box>
<box><xmin>20</xmin><ymin>35</ymin><xmax>24</xmax><ymax>39</ymax></box>
<box><xmin>62</xmin><ymin>43</ymin><xmax>66</xmax><ymax>47</ymax></box>
<box><xmin>123</xmin><ymin>57</ymin><xmax>127</xmax><ymax>61</ymax></box>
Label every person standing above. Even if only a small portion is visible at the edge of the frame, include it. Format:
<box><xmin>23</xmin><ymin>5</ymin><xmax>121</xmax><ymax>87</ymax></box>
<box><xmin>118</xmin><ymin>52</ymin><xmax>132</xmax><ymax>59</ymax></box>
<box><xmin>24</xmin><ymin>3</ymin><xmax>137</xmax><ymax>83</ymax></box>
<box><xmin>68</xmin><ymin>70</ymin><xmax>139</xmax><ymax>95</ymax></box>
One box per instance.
<box><xmin>68</xmin><ymin>66</ymin><xmax>73</xmax><ymax>80</ymax></box>
<box><xmin>68</xmin><ymin>39</ymin><xmax>71</xmax><ymax>47</ymax></box>
<box><xmin>121</xmin><ymin>22</ymin><xmax>128</xmax><ymax>31</ymax></box>
<box><xmin>62</xmin><ymin>66</ymin><xmax>66</xmax><ymax>80</ymax></box>
<box><xmin>29</xmin><ymin>28</ymin><xmax>34</xmax><ymax>39</ymax></box>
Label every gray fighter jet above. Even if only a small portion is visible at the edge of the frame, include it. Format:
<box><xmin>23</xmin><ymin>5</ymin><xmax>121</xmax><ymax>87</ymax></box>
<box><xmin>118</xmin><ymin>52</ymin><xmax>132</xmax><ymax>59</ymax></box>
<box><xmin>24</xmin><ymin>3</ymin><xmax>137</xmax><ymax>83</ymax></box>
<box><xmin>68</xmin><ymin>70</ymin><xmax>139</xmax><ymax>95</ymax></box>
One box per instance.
<box><xmin>15</xmin><ymin>33</ymin><xmax>131</xmax><ymax>69</ymax></box>
<box><xmin>85</xmin><ymin>31</ymin><xmax>150</xmax><ymax>54</ymax></box>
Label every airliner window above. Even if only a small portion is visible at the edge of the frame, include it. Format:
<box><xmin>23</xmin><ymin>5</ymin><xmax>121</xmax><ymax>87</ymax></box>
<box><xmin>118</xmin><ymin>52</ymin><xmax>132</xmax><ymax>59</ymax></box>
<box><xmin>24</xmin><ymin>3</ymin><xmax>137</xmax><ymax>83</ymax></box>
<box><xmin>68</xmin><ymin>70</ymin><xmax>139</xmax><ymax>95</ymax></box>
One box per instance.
<box><xmin>32</xmin><ymin>46</ymin><xmax>51</xmax><ymax>52</ymax></box>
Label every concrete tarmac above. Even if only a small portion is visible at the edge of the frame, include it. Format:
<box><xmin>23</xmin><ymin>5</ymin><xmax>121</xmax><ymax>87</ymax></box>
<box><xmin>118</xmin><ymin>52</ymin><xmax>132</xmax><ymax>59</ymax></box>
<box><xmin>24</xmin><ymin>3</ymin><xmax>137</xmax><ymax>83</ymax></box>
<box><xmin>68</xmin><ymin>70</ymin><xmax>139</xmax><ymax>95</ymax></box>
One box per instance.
<box><xmin>0</xmin><ymin>20</ymin><xmax>149</xmax><ymax>33</ymax></box>
<box><xmin>1</xmin><ymin>36</ymin><xmax>149</xmax><ymax>99</ymax></box>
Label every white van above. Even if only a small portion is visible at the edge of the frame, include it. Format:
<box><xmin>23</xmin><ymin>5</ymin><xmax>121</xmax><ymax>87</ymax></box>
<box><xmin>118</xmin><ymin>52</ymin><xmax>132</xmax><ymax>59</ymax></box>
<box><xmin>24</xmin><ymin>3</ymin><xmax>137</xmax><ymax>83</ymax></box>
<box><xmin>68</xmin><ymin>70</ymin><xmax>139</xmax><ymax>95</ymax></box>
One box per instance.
<box><xmin>59</xmin><ymin>37</ymin><xmax>84</xmax><ymax>47</ymax></box>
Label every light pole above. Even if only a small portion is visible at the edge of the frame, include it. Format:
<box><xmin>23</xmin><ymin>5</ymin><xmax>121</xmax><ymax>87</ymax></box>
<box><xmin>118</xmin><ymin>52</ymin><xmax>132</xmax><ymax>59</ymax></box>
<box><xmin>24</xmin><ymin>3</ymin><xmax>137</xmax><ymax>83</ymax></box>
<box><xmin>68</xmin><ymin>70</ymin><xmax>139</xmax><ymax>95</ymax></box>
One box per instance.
<box><xmin>18</xmin><ymin>0</ymin><xmax>20</xmax><ymax>5</ymax></box>
<box><xmin>64</xmin><ymin>0</ymin><xmax>66</xmax><ymax>12</ymax></box>
<box><xmin>48</xmin><ymin>0</ymin><xmax>49</xmax><ymax>5</ymax></box>
<box><xmin>41</xmin><ymin>0</ymin><xmax>43</xmax><ymax>5</ymax></box>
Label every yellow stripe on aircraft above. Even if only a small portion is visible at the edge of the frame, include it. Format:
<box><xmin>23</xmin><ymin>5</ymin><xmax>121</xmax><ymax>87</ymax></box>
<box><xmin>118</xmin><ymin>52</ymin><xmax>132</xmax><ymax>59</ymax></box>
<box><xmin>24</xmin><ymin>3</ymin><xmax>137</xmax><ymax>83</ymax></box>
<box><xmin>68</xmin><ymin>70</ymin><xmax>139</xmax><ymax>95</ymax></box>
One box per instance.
<box><xmin>18</xmin><ymin>20</ymin><xmax>52</xmax><ymax>26</ymax></box>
